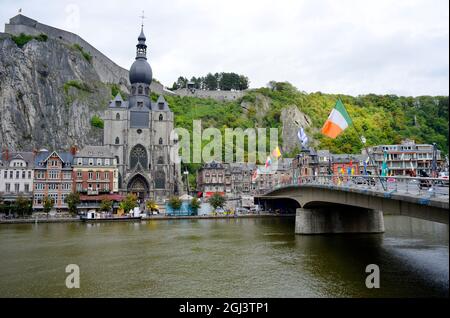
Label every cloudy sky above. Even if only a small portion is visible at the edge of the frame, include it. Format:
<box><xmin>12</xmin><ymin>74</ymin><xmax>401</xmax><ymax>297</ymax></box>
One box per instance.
<box><xmin>1</xmin><ymin>0</ymin><xmax>448</xmax><ymax>96</ymax></box>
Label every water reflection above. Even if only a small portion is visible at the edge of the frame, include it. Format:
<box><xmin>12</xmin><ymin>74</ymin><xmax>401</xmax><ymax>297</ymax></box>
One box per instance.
<box><xmin>0</xmin><ymin>215</ymin><xmax>447</xmax><ymax>297</ymax></box>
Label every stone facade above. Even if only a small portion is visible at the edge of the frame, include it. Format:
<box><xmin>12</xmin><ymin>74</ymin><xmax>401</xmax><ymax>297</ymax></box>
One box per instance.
<box><xmin>103</xmin><ymin>28</ymin><xmax>181</xmax><ymax>203</ymax></box>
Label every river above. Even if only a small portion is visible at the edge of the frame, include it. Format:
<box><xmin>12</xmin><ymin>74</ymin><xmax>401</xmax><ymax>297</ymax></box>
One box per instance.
<box><xmin>0</xmin><ymin>215</ymin><xmax>448</xmax><ymax>297</ymax></box>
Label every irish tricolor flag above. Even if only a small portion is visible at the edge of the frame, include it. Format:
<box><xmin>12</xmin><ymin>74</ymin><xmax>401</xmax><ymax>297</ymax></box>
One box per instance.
<box><xmin>321</xmin><ymin>99</ymin><xmax>353</xmax><ymax>139</ymax></box>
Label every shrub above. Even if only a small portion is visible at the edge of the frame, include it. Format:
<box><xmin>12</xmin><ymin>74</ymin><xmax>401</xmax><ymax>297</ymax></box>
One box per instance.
<box><xmin>72</xmin><ymin>43</ymin><xmax>92</xmax><ymax>63</ymax></box>
<box><xmin>90</xmin><ymin>115</ymin><xmax>104</xmax><ymax>129</ymax></box>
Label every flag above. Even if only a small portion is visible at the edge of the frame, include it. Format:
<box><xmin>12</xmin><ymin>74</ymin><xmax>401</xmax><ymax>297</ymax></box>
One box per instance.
<box><xmin>272</xmin><ymin>146</ymin><xmax>282</xmax><ymax>159</ymax></box>
<box><xmin>265</xmin><ymin>156</ymin><xmax>272</xmax><ymax>168</ymax></box>
<box><xmin>321</xmin><ymin>99</ymin><xmax>353</xmax><ymax>139</ymax></box>
<box><xmin>297</xmin><ymin>127</ymin><xmax>308</xmax><ymax>148</ymax></box>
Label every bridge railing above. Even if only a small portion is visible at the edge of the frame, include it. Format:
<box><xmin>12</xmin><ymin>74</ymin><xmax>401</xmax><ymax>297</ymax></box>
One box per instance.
<box><xmin>278</xmin><ymin>174</ymin><xmax>449</xmax><ymax>198</ymax></box>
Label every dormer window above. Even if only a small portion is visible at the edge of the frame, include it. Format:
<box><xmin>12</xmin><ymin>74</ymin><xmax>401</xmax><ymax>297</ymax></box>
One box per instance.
<box><xmin>158</xmin><ymin>103</ymin><xmax>164</xmax><ymax>110</ymax></box>
<box><xmin>138</xmin><ymin>86</ymin><xmax>143</xmax><ymax>95</ymax></box>
<box><xmin>115</xmin><ymin>101</ymin><xmax>121</xmax><ymax>107</ymax></box>
<box><xmin>137</xmin><ymin>101</ymin><xmax>143</xmax><ymax>108</ymax></box>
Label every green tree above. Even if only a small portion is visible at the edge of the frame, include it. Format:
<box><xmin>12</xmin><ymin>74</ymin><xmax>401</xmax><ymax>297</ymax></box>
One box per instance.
<box><xmin>204</xmin><ymin>73</ymin><xmax>218</xmax><ymax>90</ymax></box>
<box><xmin>100</xmin><ymin>198</ymin><xmax>113</xmax><ymax>212</ymax></box>
<box><xmin>119</xmin><ymin>194</ymin><xmax>137</xmax><ymax>213</ymax></box>
<box><xmin>16</xmin><ymin>195</ymin><xmax>32</xmax><ymax>217</ymax></box>
<box><xmin>208</xmin><ymin>193</ymin><xmax>225</xmax><ymax>211</ymax></box>
<box><xmin>168</xmin><ymin>196</ymin><xmax>182</xmax><ymax>211</ymax></box>
<box><xmin>43</xmin><ymin>196</ymin><xmax>54</xmax><ymax>217</ymax></box>
<box><xmin>146</xmin><ymin>199</ymin><xmax>159</xmax><ymax>212</ymax></box>
<box><xmin>64</xmin><ymin>192</ymin><xmax>81</xmax><ymax>215</ymax></box>
<box><xmin>189</xmin><ymin>197</ymin><xmax>201</xmax><ymax>214</ymax></box>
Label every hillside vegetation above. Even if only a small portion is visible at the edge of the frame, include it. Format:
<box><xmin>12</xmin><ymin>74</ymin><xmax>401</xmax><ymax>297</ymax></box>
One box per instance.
<box><xmin>160</xmin><ymin>82</ymin><xmax>449</xmax><ymax>157</ymax></box>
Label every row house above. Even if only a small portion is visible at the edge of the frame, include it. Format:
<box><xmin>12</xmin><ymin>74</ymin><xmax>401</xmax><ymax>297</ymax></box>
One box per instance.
<box><xmin>73</xmin><ymin>146</ymin><xmax>120</xmax><ymax>212</ymax></box>
<box><xmin>196</xmin><ymin>159</ymin><xmax>294</xmax><ymax>199</ymax></box>
<box><xmin>33</xmin><ymin>151</ymin><xmax>74</xmax><ymax>211</ymax></box>
<box><xmin>366</xmin><ymin>139</ymin><xmax>443</xmax><ymax>176</ymax></box>
<box><xmin>0</xmin><ymin>151</ymin><xmax>34</xmax><ymax>203</ymax></box>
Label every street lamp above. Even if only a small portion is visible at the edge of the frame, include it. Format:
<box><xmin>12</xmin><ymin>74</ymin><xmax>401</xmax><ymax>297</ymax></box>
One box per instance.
<box><xmin>183</xmin><ymin>170</ymin><xmax>190</xmax><ymax>195</ymax></box>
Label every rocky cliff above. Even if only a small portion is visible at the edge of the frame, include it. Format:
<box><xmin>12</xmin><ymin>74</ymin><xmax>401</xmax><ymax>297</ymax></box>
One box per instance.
<box><xmin>0</xmin><ymin>34</ymin><xmax>111</xmax><ymax>151</ymax></box>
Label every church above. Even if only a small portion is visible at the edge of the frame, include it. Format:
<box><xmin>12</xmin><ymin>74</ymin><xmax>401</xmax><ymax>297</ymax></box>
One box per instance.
<box><xmin>103</xmin><ymin>26</ymin><xmax>182</xmax><ymax>203</ymax></box>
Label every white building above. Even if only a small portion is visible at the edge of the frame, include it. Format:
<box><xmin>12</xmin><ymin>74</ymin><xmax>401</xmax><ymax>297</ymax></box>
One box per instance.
<box><xmin>0</xmin><ymin>151</ymin><xmax>34</xmax><ymax>202</ymax></box>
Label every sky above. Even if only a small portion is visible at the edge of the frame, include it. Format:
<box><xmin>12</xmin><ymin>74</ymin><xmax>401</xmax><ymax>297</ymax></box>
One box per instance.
<box><xmin>1</xmin><ymin>0</ymin><xmax>448</xmax><ymax>96</ymax></box>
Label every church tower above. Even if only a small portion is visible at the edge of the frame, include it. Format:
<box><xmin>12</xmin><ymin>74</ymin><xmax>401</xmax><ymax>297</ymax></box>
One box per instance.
<box><xmin>103</xmin><ymin>26</ymin><xmax>181</xmax><ymax>204</ymax></box>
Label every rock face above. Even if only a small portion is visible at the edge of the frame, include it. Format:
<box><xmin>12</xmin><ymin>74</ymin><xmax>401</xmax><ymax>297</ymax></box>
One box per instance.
<box><xmin>0</xmin><ymin>35</ymin><xmax>110</xmax><ymax>151</ymax></box>
<box><xmin>280</xmin><ymin>105</ymin><xmax>312</xmax><ymax>153</ymax></box>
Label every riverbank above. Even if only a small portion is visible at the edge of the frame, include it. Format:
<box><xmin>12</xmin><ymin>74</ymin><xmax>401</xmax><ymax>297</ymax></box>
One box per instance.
<box><xmin>0</xmin><ymin>213</ymin><xmax>295</xmax><ymax>224</ymax></box>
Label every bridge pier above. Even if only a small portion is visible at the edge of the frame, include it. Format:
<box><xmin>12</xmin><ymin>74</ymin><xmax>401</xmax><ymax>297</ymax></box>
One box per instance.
<box><xmin>295</xmin><ymin>207</ymin><xmax>385</xmax><ymax>235</ymax></box>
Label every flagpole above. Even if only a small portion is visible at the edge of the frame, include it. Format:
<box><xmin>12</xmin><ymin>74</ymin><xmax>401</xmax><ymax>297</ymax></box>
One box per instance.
<box><xmin>337</xmin><ymin>97</ymin><xmax>387</xmax><ymax>191</ymax></box>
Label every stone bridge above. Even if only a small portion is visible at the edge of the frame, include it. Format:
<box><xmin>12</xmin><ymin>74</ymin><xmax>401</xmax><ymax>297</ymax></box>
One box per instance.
<box><xmin>255</xmin><ymin>182</ymin><xmax>449</xmax><ymax>235</ymax></box>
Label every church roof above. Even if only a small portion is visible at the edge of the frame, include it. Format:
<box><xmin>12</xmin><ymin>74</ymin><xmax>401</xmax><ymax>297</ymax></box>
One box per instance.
<box><xmin>152</xmin><ymin>95</ymin><xmax>171</xmax><ymax>111</ymax></box>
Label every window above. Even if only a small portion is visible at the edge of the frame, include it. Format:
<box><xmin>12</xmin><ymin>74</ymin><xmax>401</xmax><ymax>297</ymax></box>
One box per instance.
<box><xmin>115</xmin><ymin>101</ymin><xmax>121</xmax><ymax>107</ymax></box>
<box><xmin>130</xmin><ymin>144</ymin><xmax>148</xmax><ymax>169</ymax></box>
<box><xmin>76</xmin><ymin>183</ymin><xmax>82</xmax><ymax>192</ymax></box>
<box><xmin>48</xmin><ymin>183</ymin><xmax>58</xmax><ymax>190</ymax></box>
<box><xmin>116</xmin><ymin>113</ymin><xmax>120</xmax><ymax>120</ymax></box>
<box><xmin>159</xmin><ymin>138</ymin><xmax>163</xmax><ymax>145</ymax></box>
<box><xmin>34</xmin><ymin>194</ymin><xmax>44</xmax><ymax>205</ymax></box>
<box><xmin>115</xmin><ymin>137</ymin><xmax>120</xmax><ymax>145</ymax></box>
<box><xmin>35</xmin><ymin>183</ymin><xmax>45</xmax><ymax>190</ymax></box>
<box><xmin>132</xmin><ymin>86</ymin><xmax>136</xmax><ymax>94</ymax></box>
<box><xmin>6</xmin><ymin>183</ymin><xmax>10</xmax><ymax>192</ymax></box>
<box><xmin>96</xmin><ymin>172</ymin><xmax>101</xmax><ymax>180</ymax></box>
<box><xmin>15</xmin><ymin>183</ymin><xmax>20</xmax><ymax>193</ymax></box>
<box><xmin>22</xmin><ymin>171</ymin><xmax>25</xmax><ymax>178</ymax></box>
<box><xmin>89</xmin><ymin>158</ymin><xmax>94</xmax><ymax>166</ymax></box>
<box><xmin>3</xmin><ymin>171</ymin><xmax>6</xmax><ymax>179</ymax></box>
<box><xmin>88</xmin><ymin>171</ymin><xmax>93</xmax><ymax>180</ymax></box>
<box><xmin>105</xmin><ymin>159</ymin><xmax>110</xmax><ymax>166</ymax></box>
<box><xmin>158</xmin><ymin>103</ymin><xmax>164</xmax><ymax>110</ymax></box>
<box><xmin>9</xmin><ymin>171</ymin><xmax>13</xmax><ymax>178</ymax></box>
<box><xmin>104</xmin><ymin>183</ymin><xmax>109</xmax><ymax>191</ymax></box>
<box><xmin>16</xmin><ymin>171</ymin><xmax>20</xmax><ymax>179</ymax></box>
<box><xmin>49</xmin><ymin>170</ymin><xmax>59</xmax><ymax>179</ymax></box>
<box><xmin>137</xmin><ymin>101</ymin><xmax>143</xmax><ymax>108</ymax></box>
<box><xmin>77</xmin><ymin>158</ymin><xmax>83</xmax><ymax>165</ymax></box>
<box><xmin>145</xmin><ymin>87</ymin><xmax>149</xmax><ymax>95</ymax></box>
<box><xmin>115</xmin><ymin>156</ymin><xmax>119</xmax><ymax>164</ymax></box>
<box><xmin>97</xmin><ymin>159</ymin><xmax>102</xmax><ymax>166</ymax></box>
<box><xmin>62</xmin><ymin>183</ymin><xmax>71</xmax><ymax>190</ymax></box>
<box><xmin>64</xmin><ymin>172</ymin><xmax>71</xmax><ymax>179</ymax></box>
<box><xmin>138</xmin><ymin>86</ymin><xmax>143</xmax><ymax>94</ymax></box>
<box><xmin>77</xmin><ymin>171</ymin><xmax>82</xmax><ymax>179</ymax></box>
<box><xmin>104</xmin><ymin>172</ymin><xmax>109</xmax><ymax>180</ymax></box>
<box><xmin>155</xmin><ymin>170</ymin><xmax>165</xmax><ymax>189</ymax></box>
<box><xmin>157</xmin><ymin>156</ymin><xmax>164</xmax><ymax>164</ymax></box>
<box><xmin>25</xmin><ymin>184</ymin><xmax>30</xmax><ymax>193</ymax></box>
<box><xmin>159</xmin><ymin>114</ymin><xmax>163</xmax><ymax>121</ymax></box>
<box><xmin>28</xmin><ymin>171</ymin><xmax>31</xmax><ymax>179</ymax></box>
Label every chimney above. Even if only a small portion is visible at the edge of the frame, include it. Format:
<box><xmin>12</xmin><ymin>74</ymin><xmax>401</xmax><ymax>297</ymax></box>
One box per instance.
<box><xmin>70</xmin><ymin>145</ymin><xmax>78</xmax><ymax>156</ymax></box>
